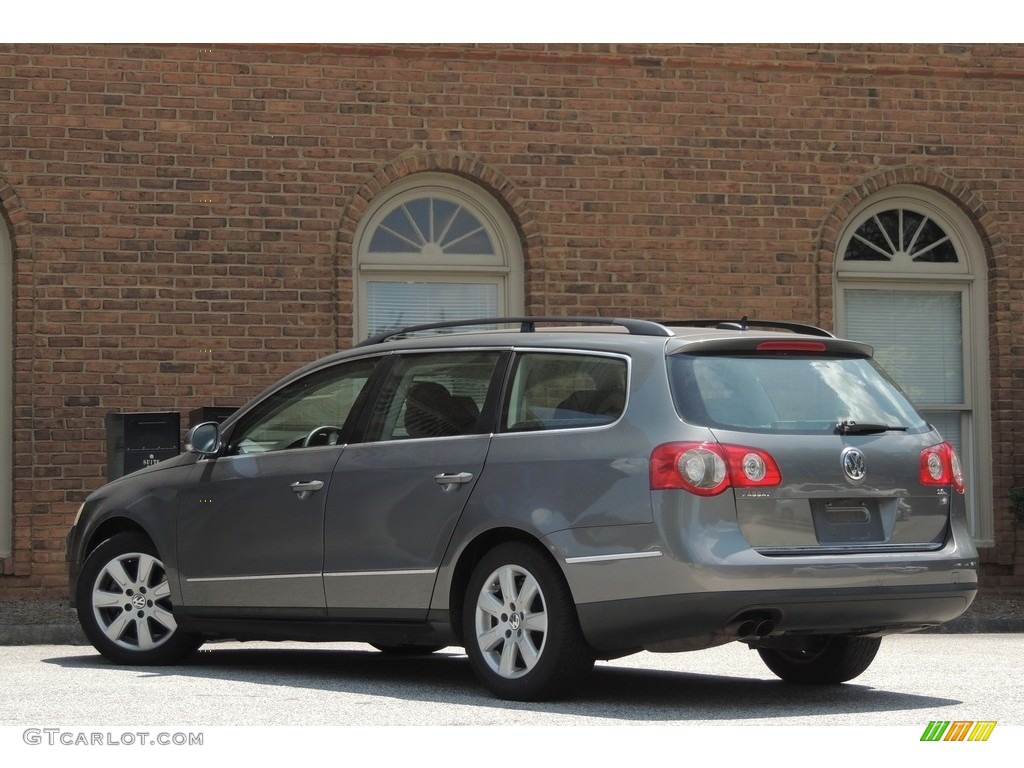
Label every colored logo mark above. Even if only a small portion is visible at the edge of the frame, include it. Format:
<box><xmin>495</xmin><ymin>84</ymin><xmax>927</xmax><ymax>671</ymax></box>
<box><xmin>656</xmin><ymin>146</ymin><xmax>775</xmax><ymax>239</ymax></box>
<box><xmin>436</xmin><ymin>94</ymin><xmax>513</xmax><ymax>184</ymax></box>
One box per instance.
<box><xmin>920</xmin><ymin>721</ymin><xmax>997</xmax><ymax>742</ymax></box>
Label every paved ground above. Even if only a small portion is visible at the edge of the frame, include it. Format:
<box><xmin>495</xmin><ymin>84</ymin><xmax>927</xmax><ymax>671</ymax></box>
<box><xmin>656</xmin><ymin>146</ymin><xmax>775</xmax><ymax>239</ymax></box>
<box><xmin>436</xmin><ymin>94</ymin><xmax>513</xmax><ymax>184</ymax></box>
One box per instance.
<box><xmin>3</xmin><ymin>599</ymin><xmax>1020</xmax><ymax>761</ymax></box>
<box><xmin>4</xmin><ymin>637</ymin><xmax>1018</xmax><ymax>765</ymax></box>
<box><xmin>1</xmin><ymin>588</ymin><xmax>1021</xmax><ymax>645</ymax></box>
<box><xmin>4</xmin><ymin>633</ymin><xmax>1024</xmax><ymax>726</ymax></box>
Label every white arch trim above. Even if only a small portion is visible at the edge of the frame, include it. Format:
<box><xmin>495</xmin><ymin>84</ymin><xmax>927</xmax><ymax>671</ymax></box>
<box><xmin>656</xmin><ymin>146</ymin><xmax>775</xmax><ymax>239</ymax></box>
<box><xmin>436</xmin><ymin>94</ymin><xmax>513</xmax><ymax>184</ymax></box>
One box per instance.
<box><xmin>0</xmin><ymin>216</ymin><xmax>11</xmax><ymax>559</ymax></box>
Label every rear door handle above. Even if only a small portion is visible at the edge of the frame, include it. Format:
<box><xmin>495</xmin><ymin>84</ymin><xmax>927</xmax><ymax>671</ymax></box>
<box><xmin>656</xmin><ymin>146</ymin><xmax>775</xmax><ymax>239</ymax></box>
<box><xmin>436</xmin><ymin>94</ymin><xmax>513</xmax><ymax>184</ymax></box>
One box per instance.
<box><xmin>291</xmin><ymin>480</ymin><xmax>325</xmax><ymax>499</ymax></box>
<box><xmin>434</xmin><ymin>472</ymin><xmax>474</xmax><ymax>492</ymax></box>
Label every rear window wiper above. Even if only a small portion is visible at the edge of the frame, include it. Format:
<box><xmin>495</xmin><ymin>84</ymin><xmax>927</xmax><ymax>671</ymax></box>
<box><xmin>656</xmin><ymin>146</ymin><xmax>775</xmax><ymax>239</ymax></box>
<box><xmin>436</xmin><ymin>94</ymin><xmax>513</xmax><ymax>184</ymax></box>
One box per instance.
<box><xmin>835</xmin><ymin>420</ymin><xmax>909</xmax><ymax>435</ymax></box>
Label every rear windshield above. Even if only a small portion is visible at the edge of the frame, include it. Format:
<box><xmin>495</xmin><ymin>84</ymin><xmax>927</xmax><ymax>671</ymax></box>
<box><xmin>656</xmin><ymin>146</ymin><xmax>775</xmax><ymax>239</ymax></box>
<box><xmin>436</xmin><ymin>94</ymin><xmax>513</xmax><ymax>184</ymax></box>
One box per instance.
<box><xmin>668</xmin><ymin>353</ymin><xmax>929</xmax><ymax>434</ymax></box>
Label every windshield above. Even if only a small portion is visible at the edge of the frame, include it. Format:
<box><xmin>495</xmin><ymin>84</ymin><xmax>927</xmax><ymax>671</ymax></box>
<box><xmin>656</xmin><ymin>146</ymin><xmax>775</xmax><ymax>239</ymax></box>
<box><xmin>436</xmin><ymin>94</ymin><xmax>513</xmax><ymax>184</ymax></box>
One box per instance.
<box><xmin>668</xmin><ymin>353</ymin><xmax>930</xmax><ymax>434</ymax></box>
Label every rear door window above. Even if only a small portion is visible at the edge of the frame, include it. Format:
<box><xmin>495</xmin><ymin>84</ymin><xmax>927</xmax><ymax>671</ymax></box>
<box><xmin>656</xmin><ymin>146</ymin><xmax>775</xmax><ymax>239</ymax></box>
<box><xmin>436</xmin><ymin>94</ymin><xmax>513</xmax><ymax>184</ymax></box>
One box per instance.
<box><xmin>366</xmin><ymin>351</ymin><xmax>502</xmax><ymax>441</ymax></box>
<box><xmin>502</xmin><ymin>352</ymin><xmax>627</xmax><ymax>432</ymax></box>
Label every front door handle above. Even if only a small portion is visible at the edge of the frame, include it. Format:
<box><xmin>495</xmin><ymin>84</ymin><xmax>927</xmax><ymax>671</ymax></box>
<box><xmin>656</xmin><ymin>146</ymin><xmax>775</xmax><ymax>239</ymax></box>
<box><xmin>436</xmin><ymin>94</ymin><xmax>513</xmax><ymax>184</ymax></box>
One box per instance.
<box><xmin>434</xmin><ymin>472</ymin><xmax>474</xmax><ymax>492</ymax></box>
<box><xmin>291</xmin><ymin>480</ymin><xmax>325</xmax><ymax>500</ymax></box>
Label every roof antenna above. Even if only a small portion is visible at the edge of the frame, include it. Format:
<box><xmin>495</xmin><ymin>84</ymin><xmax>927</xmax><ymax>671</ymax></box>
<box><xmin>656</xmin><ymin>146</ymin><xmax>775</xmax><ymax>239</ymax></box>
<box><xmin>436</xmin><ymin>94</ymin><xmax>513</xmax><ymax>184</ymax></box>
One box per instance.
<box><xmin>714</xmin><ymin>315</ymin><xmax>750</xmax><ymax>332</ymax></box>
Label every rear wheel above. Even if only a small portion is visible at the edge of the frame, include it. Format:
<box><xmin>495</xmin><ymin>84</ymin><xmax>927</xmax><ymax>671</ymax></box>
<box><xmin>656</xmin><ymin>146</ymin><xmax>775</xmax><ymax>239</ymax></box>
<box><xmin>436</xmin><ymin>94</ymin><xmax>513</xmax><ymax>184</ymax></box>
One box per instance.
<box><xmin>463</xmin><ymin>542</ymin><xmax>593</xmax><ymax>701</ymax></box>
<box><xmin>756</xmin><ymin>635</ymin><xmax>881</xmax><ymax>684</ymax></box>
<box><xmin>76</xmin><ymin>532</ymin><xmax>202</xmax><ymax>665</ymax></box>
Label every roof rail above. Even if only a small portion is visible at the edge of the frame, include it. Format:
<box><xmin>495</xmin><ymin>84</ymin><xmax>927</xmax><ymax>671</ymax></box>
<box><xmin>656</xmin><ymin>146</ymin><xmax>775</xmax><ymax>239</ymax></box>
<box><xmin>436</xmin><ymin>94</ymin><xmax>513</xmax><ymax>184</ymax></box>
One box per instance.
<box><xmin>662</xmin><ymin>317</ymin><xmax>835</xmax><ymax>338</ymax></box>
<box><xmin>359</xmin><ymin>316</ymin><xmax>674</xmax><ymax>346</ymax></box>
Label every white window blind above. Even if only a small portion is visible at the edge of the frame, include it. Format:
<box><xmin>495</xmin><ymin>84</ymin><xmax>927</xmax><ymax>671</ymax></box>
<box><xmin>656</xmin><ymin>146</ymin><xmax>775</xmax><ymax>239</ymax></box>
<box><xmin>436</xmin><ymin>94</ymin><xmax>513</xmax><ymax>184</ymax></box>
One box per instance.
<box><xmin>844</xmin><ymin>289</ymin><xmax>963</xmax><ymax>407</ymax></box>
<box><xmin>366</xmin><ymin>281</ymin><xmax>499</xmax><ymax>337</ymax></box>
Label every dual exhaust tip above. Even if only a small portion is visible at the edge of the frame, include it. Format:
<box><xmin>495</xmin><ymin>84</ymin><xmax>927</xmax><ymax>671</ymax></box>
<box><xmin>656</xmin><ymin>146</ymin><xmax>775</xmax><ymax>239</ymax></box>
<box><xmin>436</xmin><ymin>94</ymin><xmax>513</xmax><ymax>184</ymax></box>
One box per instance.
<box><xmin>732</xmin><ymin>613</ymin><xmax>776</xmax><ymax>638</ymax></box>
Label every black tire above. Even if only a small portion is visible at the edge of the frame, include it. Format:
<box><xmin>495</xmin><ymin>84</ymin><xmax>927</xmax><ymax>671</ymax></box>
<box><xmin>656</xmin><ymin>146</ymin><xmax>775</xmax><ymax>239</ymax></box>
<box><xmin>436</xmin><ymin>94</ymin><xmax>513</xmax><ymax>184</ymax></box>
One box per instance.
<box><xmin>76</xmin><ymin>532</ymin><xmax>202</xmax><ymax>666</ymax></box>
<box><xmin>757</xmin><ymin>635</ymin><xmax>881</xmax><ymax>684</ymax></box>
<box><xmin>463</xmin><ymin>542</ymin><xmax>593</xmax><ymax>701</ymax></box>
<box><xmin>371</xmin><ymin>644</ymin><xmax>446</xmax><ymax>656</ymax></box>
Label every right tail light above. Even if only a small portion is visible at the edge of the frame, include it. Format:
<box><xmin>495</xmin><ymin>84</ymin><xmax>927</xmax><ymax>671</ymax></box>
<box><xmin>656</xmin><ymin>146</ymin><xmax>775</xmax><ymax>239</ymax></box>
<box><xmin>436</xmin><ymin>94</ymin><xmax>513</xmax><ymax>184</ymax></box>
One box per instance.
<box><xmin>920</xmin><ymin>442</ymin><xmax>965</xmax><ymax>494</ymax></box>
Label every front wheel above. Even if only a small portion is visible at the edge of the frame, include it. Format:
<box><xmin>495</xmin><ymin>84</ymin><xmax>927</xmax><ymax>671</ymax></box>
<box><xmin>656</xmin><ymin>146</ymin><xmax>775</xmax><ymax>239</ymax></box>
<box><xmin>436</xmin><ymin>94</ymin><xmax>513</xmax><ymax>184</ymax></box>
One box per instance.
<box><xmin>463</xmin><ymin>542</ymin><xmax>593</xmax><ymax>701</ymax></box>
<box><xmin>756</xmin><ymin>635</ymin><xmax>881</xmax><ymax>684</ymax></box>
<box><xmin>76</xmin><ymin>532</ymin><xmax>202</xmax><ymax>665</ymax></box>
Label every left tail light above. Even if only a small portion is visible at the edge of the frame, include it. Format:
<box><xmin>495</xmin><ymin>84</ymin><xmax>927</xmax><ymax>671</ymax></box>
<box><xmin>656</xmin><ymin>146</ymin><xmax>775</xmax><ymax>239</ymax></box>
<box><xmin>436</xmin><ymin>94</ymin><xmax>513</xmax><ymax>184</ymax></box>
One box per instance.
<box><xmin>650</xmin><ymin>441</ymin><xmax>782</xmax><ymax>496</ymax></box>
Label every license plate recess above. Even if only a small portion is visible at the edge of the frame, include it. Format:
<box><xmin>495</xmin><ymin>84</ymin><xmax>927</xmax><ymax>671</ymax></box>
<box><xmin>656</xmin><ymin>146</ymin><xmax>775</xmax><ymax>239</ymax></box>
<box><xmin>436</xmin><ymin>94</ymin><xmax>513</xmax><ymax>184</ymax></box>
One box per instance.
<box><xmin>811</xmin><ymin>499</ymin><xmax>884</xmax><ymax>544</ymax></box>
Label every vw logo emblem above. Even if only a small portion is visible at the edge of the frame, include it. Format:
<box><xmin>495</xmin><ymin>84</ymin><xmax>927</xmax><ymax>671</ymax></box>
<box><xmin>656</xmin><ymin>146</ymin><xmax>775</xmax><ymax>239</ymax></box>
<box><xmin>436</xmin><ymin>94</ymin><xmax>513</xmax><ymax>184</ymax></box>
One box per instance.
<box><xmin>842</xmin><ymin>447</ymin><xmax>867</xmax><ymax>483</ymax></box>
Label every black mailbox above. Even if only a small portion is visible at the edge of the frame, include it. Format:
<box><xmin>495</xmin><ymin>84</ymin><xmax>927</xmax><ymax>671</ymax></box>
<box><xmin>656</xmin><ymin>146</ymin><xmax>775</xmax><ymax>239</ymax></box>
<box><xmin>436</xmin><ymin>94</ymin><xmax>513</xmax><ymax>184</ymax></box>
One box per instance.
<box><xmin>106</xmin><ymin>412</ymin><xmax>181</xmax><ymax>480</ymax></box>
<box><xmin>188</xmin><ymin>406</ymin><xmax>238</xmax><ymax>428</ymax></box>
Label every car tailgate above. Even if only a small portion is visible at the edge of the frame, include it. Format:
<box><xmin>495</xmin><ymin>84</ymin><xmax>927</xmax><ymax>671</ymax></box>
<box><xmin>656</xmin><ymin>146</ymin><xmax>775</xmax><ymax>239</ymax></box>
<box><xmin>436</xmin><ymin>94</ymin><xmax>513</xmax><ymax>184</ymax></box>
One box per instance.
<box><xmin>714</xmin><ymin>428</ymin><xmax>953</xmax><ymax>554</ymax></box>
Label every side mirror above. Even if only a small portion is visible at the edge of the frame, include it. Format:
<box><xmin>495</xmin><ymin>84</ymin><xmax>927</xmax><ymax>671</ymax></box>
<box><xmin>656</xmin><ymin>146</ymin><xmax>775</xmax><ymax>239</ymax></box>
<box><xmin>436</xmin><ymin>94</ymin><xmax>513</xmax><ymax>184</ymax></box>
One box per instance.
<box><xmin>185</xmin><ymin>421</ymin><xmax>221</xmax><ymax>456</ymax></box>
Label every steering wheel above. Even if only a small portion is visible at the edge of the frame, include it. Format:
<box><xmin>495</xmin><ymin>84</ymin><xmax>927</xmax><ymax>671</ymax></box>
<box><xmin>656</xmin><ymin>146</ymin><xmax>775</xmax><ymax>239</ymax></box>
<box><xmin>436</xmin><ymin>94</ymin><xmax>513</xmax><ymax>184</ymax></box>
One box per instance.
<box><xmin>303</xmin><ymin>426</ymin><xmax>344</xmax><ymax>448</ymax></box>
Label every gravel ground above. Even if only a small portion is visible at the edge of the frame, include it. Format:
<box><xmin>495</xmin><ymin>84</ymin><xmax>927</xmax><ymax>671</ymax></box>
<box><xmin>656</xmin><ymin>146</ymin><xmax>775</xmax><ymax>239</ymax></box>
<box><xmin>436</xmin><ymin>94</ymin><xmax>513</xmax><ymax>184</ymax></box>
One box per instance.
<box><xmin>1</xmin><ymin>597</ymin><xmax>78</xmax><ymax>626</ymax></box>
<box><xmin>0</xmin><ymin>588</ymin><xmax>1021</xmax><ymax>645</ymax></box>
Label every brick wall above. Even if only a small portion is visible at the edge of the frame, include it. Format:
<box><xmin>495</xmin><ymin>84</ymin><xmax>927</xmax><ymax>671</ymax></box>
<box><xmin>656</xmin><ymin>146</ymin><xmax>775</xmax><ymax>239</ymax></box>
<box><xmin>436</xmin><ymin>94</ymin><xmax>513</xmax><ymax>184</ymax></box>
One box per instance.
<box><xmin>0</xmin><ymin>43</ymin><xmax>1022</xmax><ymax>596</ymax></box>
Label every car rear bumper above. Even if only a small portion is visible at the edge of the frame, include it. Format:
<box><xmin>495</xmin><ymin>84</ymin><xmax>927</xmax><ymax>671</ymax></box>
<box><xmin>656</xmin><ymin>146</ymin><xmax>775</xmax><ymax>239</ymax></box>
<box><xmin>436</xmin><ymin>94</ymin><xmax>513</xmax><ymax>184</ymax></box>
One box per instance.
<box><xmin>575</xmin><ymin>581</ymin><xmax>977</xmax><ymax>654</ymax></box>
<box><xmin>550</xmin><ymin>514</ymin><xmax>979</xmax><ymax>655</ymax></box>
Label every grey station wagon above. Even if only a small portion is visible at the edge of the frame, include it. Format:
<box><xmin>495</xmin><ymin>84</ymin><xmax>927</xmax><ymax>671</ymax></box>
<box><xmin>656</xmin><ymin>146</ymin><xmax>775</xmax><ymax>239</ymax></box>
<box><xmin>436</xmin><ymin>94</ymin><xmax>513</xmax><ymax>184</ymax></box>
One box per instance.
<box><xmin>67</xmin><ymin>317</ymin><xmax>979</xmax><ymax>701</ymax></box>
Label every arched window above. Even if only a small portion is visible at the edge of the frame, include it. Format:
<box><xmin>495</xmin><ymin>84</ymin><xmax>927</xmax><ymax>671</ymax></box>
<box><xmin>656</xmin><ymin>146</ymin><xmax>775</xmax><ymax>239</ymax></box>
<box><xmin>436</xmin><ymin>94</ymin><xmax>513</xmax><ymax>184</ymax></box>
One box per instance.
<box><xmin>835</xmin><ymin>186</ymin><xmax>992</xmax><ymax>544</ymax></box>
<box><xmin>353</xmin><ymin>173</ymin><xmax>524</xmax><ymax>341</ymax></box>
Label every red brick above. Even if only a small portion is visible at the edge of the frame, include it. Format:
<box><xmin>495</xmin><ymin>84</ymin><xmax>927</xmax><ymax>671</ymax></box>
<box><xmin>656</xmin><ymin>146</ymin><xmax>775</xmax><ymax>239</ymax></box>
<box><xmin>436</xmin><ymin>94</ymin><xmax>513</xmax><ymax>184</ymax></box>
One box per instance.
<box><xmin>0</xmin><ymin>43</ymin><xmax>1022</xmax><ymax>598</ymax></box>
